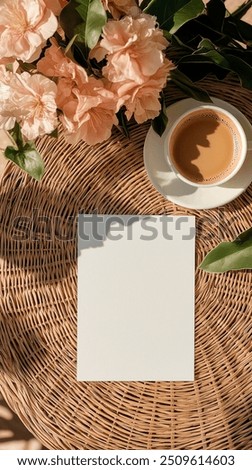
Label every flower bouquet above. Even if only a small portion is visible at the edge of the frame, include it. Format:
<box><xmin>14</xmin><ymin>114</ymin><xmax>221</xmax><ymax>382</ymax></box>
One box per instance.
<box><xmin>0</xmin><ymin>0</ymin><xmax>252</xmax><ymax>271</ymax></box>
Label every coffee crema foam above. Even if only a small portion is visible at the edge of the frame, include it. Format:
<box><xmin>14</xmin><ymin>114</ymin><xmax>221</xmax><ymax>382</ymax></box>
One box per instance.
<box><xmin>169</xmin><ymin>110</ymin><xmax>242</xmax><ymax>185</ymax></box>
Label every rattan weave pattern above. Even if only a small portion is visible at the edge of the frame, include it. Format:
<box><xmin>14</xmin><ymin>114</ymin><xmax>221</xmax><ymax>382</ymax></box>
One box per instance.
<box><xmin>0</xmin><ymin>76</ymin><xmax>251</xmax><ymax>450</ymax></box>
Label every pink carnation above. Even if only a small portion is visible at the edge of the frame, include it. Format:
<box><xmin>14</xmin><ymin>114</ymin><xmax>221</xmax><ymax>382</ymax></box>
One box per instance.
<box><xmin>91</xmin><ymin>14</ymin><xmax>168</xmax><ymax>84</ymax></box>
<box><xmin>0</xmin><ymin>0</ymin><xmax>58</xmax><ymax>63</ymax></box>
<box><xmin>60</xmin><ymin>77</ymin><xmax>118</xmax><ymax>146</ymax></box>
<box><xmin>0</xmin><ymin>66</ymin><xmax>58</xmax><ymax>139</ymax></box>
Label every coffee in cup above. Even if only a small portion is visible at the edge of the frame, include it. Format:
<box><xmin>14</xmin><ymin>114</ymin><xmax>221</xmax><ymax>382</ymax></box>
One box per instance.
<box><xmin>165</xmin><ymin>105</ymin><xmax>247</xmax><ymax>187</ymax></box>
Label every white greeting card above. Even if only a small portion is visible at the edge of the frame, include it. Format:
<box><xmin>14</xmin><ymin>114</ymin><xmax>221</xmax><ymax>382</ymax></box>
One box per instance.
<box><xmin>77</xmin><ymin>215</ymin><xmax>195</xmax><ymax>381</ymax></box>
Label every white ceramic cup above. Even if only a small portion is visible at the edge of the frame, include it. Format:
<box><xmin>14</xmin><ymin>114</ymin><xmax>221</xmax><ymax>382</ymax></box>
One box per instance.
<box><xmin>164</xmin><ymin>105</ymin><xmax>248</xmax><ymax>187</ymax></box>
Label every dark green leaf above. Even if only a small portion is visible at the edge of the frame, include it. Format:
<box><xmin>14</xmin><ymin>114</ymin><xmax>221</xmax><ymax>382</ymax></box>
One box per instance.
<box><xmin>171</xmin><ymin>34</ymin><xmax>194</xmax><ymax>52</ymax></box>
<box><xmin>18</xmin><ymin>62</ymin><xmax>37</xmax><ymax>73</ymax></box>
<box><xmin>233</xmin><ymin>18</ymin><xmax>252</xmax><ymax>43</ymax></box>
<box><xmin>60</xmin><ymin>0</ymin><xmax>106</xmax><ymax>50</ymax></box>
<box><xmin>163</xmin><ymin>30</ymin><xmax>172</xmax><ymax>41</ymax></box>
<box><xmin>9</xmin><ymin>122</ymin><xmax>23</xmax><ymax>149</ymax></box>
<box><xmin>170</xmin><ymin>68</ymin><xmax>212</xmax><ymax>102</ymax></box>
<box><xmin>65</xmin><ymin>34</ymin><xmax>78</xmax><ymax>54</ymax></box>
<box><xmin>60</xmin><ymin>1</ymin><xmax>82</xmax><ymax>40</ymax></box>
<box><xmin>222</xmin><ymin>47</ymin><xmax>252</xmax><ymax>65</ymax></box>
<box><xmin>236</xmin><ymin>20</ymin><xmax>252</xmax><ymax>44</ymax></box>
<box><xmin>142</xmin><ymin>0</ymin><xmax>188</xmax><ymax>29</ymax></box>
<box><xmin>5</xmin><ymin>143</ymin><xmax>45</xmax><ymax>180</ymax></box>
<box><xmin>200</xmin><ymin>228</ymin><xmax>252</xmax><ymax>272</ymax></box>
<box><xmin>72</xmin><ymin>42</ymin><xmax>90</xmax><ymax>67</ymax></box>
<box><xmin>224</xmin><ymin>16</ymin><xmax>252</xmax><ymax>44</ymax></box>
<box><xmin>116</xmin><ymin>108</ymin><xmax>130</xmax><ymax>139</ymax></box>
<box><xmin>206</xmin><ymin>0</ymin><xmax>226</xmax><ymax>31</ymax></box>
<box><xmin>139</xmin><ymin>0</ymin><xmax>152</xmax><ymax>9</ymax></box>
<box><xmin>178</xmin><ymin>61</ymin><xmax>229</xmax><ymax>81</ymax></box>
<box><xmin>152</xmin><ymin>96</ymin><xmax>168</xmax><ymax>137</ymax></box>
<box><xmin>223</xmin><ymin>53</ymin><xmax>252</xmax><ymax>90</ymax></box>
<box><xmin>49</xmin><ymin>128</ymin><xmax>59</xmax><ymax>139</ymax></box>
<box><xmin>174</xmin><ymin>15</ymin><xmax>230</xmax><ymax>47</ymax></box>
<box><xmin>190</xmin><ymin>38</ymin><xmax>230</xmax><ymax>67</ymax></box>
<box><xmin>193</xmin><ymin>15</ymin><xmax>230</xmax><ymax>44</ymax></box>
<box><xmin>178</xmin><ymin>35</ymin><xmax>252</xmax><ymax>85</ymax></box>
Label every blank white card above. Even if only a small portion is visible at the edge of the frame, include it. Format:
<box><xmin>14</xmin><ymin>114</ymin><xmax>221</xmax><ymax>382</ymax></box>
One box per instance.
<box><xmin>77</xmin><ymin>215</ymin><xmax>195</xmax><ymax>381</ymax></box>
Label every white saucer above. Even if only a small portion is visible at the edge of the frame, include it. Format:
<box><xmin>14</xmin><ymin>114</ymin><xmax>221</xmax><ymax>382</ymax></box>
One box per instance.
<box><xmin>144</xmin><ymin>97</ymin><xmax>252</xmax><ymax>209</ymax></box>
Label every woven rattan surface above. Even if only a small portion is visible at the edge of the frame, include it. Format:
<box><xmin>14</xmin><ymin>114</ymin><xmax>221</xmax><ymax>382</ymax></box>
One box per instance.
<box><xmin>0</xmin><ymin>76</ymin><xmax>251</xmax><ymax>450</ymax></box>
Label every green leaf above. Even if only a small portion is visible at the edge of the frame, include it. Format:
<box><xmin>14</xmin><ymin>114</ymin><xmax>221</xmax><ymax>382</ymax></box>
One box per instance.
<box><xmin>170</xmin><ymin>68</ymin><xmax>212</xmax><ymax>102</ymax></box>
<box><xmin>76</xmin><ymin>0</ymin><xmax>107</xmax><ymax>49</ymax></box>
<box><xmin>60</xmin><ymin>0</ymin><xmax>106</xmax><ymax>50</ymax></box>
<box><xmin>5</xmin><ymin>142</ymin><xmax>45</xmax><ymax>180</ymax></box>
<box><xmin>152</xmin><ymin>95</ymin><xmax>168</xmax><ymax>136</ymax></box>
<box><xmin>142</xmin><ymin>0</ymin><xmax>204</xmax><ymax>33</ymax></box>
<box><xmin>170</xmin><ymin>0</ymin><xmax>205</xmax><ymax>34</ymax></box>
<box><xmin>194</xmin><ymin>42</ymin><xmax>231</xmax><ymax>67</ymax></box>
<box><xmin>200</xmin><ymin>228</ymin><xmax>252</xmax><ymax>272</ymax></box>
<box><xmin>9</xmin><ymin>121</ymin><xmax>23</xmax><ymax>149</ymax></box>
<box><xmin>189</xmin><ymin>38</ymin><xmax>230</xmax><ymax>66</ymax></box>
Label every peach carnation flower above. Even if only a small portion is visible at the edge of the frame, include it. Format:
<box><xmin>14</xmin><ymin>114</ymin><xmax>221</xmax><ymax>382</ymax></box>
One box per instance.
<box><xmin>91</xmin><ymin>14</ymin><xmax>168</xmax><ymax>84</ymax></box>
<box><xmin>0</xmin><ymin>67</ymin><xmax>58</xmax><ymax>139</ymax></box>
<box><xmin>60</xmin><ymin>78</ymin><xmax>118</xmax><ymax>146</ymax></box>
<box><xmin>102</xmin><ymin>0</ymin><xmax>140</xmax><ymax>19</ymax></box>
<box><xmin>38</xmin><ymin>40</ymin><xmax>118</xmax><ymax>145</ymax></box>
<box><xmin>90</xmin><ymin>13</ymin><xmax>172</xmax><ymax>124</ymax></box>
<box><xmin>37</xmin><ymin>38</ymin><xmax>89</xmax><ymax>109</ymax></box>
<box><xmin>0</xmin><ymin>66</ymin><xmax>17</xmax><ymax>130</ymax></box>
<box><xmin>0</xmin><ymin>0</ymin><xmax>58</xmax><ymax>63</ymax></box>
<box><xmin>114</xmin><ymin>60</ymin><xmax>174</xmax><ymax>123</ymax></box>
<box><xmin>37</xmin><ymin>39</ymin><xmax>86</xmax><ymax>82</ymax></box>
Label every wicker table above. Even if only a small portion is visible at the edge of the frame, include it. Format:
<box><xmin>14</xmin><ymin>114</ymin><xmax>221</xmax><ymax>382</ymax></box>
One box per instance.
<box><xmin>0</xmin><ymin>76</ymin><xmax>251</xmax><ymax>450</ymax></box>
